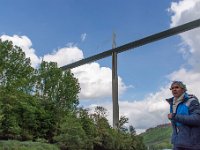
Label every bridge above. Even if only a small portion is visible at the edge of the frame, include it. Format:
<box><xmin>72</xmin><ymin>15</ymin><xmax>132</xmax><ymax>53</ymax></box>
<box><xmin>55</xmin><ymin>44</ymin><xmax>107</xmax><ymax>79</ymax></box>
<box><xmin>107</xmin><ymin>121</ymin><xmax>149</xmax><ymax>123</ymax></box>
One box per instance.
<box><xmin>61</xmin><ymin>18</ymin><xmax>200</xmax><ymax>128</ymax></box>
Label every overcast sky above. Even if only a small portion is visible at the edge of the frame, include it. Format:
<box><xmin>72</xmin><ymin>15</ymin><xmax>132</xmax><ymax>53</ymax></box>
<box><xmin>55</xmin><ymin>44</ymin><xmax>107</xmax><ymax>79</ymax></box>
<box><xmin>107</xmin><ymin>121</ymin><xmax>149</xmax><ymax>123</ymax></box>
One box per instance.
<box><xmin>1</xmin><ymin>0</ymin><xmax>200</xmax><ymax>133</ymax></box>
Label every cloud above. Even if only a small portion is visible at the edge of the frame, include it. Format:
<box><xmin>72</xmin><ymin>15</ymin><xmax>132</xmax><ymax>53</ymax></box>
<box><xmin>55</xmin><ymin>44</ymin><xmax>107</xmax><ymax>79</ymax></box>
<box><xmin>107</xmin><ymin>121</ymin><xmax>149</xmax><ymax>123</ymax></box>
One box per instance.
<box><xmin>169</xmin><ymin>0</ymin><xmax>200</xmax><ymax>71</ymax></box>
<box><xmin>72</xmin><ymin>63</ymin><xmax>127</xmax><ymax>99</ymax></box>
<box><xmin>0</xmin><ymin>35</ymin><xmax>41</xmax><ymax>67</ymax></box>
<box><xmin>43</xmin><ymin>46</ymin><xmax>128</xmax><ymax>99</ymax></box>
<box><xmin>42</xmin><ymin>45</ymin><xmax>127</xmax><ymax>99</ymax></box>
<box><xmin>81</xmin><ymin>33</ymin><xmax>87</xmax><ymax>42</ymax></box>
<box><xmin>169</xmin><ymin>0</ymin><xmax>198</xmax><ymax>27</ymax></box>
<box><xmin>43</xmin><ymin>45</ymin><xmax>84</xmax><ymax>67</ymax></box>
<box><xmin>88</xmin><ymin>68</ymin><xmax>200</xmax><ymax>134</ymax></box>
<box><xmin>168</xmin><ymin>68</ymin><xmax>200</xmax><ymax>98</ymax></box>
<box><xmin>126</xmin><ymin>68</ymin><xmax>200</xmax><ymax>131</ymax></box>
<box><xmin>41</xmin><ymin>44</ymin><xmax>127</xmax><ymax>100</ymax></box>
<box><xmin>0</xmin><ymin>34</ymin><xmax>128</xmax><ymax>100</ymax></box>
<box><xmin>88</xmin><ymin>85</ymin><xmax>171</xmax><ymax>134</ymax></box>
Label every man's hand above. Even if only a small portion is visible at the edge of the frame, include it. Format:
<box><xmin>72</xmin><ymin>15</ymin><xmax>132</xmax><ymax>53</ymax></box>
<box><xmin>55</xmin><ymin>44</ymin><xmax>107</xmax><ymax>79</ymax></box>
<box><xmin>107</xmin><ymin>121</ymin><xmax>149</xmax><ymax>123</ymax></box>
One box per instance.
<box><xmin>168</xmin><ymin>113</ymin><xmax>173</xmax><ymax>120</ymax></box>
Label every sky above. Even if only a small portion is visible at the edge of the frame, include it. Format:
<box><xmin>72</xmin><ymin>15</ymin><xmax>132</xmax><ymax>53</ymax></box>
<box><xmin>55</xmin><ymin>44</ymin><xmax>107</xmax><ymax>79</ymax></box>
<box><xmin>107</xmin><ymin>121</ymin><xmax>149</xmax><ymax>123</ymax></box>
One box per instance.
<box><xmin>1</xmin><ymin>0</ymin><xmax>200</xmax><ymax>134</ymax></box>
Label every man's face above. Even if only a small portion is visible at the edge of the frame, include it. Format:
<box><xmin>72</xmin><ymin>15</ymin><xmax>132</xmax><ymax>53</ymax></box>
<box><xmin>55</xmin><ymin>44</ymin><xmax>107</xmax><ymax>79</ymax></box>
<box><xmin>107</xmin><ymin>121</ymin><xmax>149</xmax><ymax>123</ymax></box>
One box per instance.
<box><xmin>170</xmin><ymin>83</ymin><xmax>185</xmax><ymax>98</ymax></box>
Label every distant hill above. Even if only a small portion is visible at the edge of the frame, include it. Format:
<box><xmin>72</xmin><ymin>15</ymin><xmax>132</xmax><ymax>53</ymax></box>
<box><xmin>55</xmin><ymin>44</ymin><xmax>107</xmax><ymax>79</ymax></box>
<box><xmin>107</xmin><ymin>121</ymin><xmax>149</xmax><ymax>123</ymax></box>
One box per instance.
<box><xmin>140</xmin><ymin>123</ymin><xmax>172</xmax><ymax>150</ymax></box>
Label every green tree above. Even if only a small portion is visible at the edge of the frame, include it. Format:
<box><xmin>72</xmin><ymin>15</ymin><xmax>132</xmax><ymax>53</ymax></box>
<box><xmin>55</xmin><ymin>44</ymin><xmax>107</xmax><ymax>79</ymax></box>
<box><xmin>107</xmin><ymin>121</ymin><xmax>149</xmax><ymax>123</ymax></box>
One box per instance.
<box><xmin>77</xmin><ymin>107</ymin><xmax>97</xmax><ymax>149</ymax></box>
<box><xmin>0</xmin><ymin>40</ymin><xmax>81</xmax><ymax>143</ymax></box>
<box><xmin>0</xmin><ymin>40</ymin><xmax>34</xmax><ymax>92</ymax></box>
<box><xmin>91</xmin><ymin>106</ymin><xmax>114</xmax><ymax>149</ymax></box>
<box><xmin>0</xmin><ymin>40</ymin><xmax>34</xmax><ymax>139</ymax></box>
<box><xmin>0</xmin><ymin>39</ymin><xmax>147</xmax><ymax>149</ymax></box>
<box><xmin>129</xmin><ymin>125</ymin><xmax>136</xmax><ymax>136</ymax></box>
<box><xmin>34</xmin><ymin>61</ymin><xmax>80</xmax><ymax>142</ymax></box>
<box><xmin>35</xmin><ymin>61</ymin><xmax>80</xmax><ymax>112</ymax></box>
<box><xmin>118</xmin><ymin>115</ymin><xmax>129</xmax><ymax>132</ymax></box>
<box><xmin>54</xmin><ymin>113</ymin><xmax>87</xmax><ymax>150</ymax></box>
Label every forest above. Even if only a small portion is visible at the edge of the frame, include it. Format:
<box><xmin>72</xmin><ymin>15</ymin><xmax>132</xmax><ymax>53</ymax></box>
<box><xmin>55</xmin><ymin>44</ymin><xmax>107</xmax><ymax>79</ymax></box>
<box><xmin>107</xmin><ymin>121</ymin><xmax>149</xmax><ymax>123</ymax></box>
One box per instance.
<box><xmin>0</xmin><ymin>40</ymin><xmax>146</xmax><ymax>150</ymax></box>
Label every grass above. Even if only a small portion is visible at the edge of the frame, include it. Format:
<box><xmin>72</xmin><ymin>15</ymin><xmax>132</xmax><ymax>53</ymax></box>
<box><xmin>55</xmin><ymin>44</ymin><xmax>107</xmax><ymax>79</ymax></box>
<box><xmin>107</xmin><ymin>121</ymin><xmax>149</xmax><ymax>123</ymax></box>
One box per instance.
<box><xmin>0</xmin><ymin>140</ymin><xmax>59</xmax><ymax>150</ymax></box>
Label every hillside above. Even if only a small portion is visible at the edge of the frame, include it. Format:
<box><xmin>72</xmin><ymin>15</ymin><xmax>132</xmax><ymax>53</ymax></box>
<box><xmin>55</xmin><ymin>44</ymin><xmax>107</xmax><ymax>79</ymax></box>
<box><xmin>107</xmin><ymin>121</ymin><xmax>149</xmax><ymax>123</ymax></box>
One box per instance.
<box><xmin>140</xmin><ymin>124</ymin><xmax>172</xmax><ymax>150</ymax></box>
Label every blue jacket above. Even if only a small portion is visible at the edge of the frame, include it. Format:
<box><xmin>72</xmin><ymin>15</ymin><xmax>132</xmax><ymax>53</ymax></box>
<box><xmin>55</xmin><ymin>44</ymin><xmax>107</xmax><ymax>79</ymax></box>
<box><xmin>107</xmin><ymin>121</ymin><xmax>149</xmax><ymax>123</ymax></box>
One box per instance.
<box><xmin>166</xmin><ymin>93</ymin><xmax>200</xmax><ymax>149</ymax></box>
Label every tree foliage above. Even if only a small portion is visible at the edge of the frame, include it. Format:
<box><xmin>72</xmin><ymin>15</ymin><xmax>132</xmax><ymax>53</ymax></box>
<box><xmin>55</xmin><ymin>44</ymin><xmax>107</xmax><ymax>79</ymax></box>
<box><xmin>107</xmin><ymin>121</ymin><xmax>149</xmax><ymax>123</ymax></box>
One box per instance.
<box><xmin>0</xmin><ymin>39</ymin><xmax>146</xmax><ymax>150</ymax></box>
<box><xmin>0</xmin><ymin>40</ymin><xmax>80</xmax><ymax>142</ymax></box>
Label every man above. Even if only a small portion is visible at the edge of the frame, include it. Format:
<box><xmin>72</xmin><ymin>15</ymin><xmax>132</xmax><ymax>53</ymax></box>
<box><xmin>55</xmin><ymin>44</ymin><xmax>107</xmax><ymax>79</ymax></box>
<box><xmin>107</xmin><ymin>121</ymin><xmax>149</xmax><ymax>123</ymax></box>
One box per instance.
<box><xmin>166</xmin><ymin>81</ymin><xmax>200</xmax><ymax>150</ymax></box>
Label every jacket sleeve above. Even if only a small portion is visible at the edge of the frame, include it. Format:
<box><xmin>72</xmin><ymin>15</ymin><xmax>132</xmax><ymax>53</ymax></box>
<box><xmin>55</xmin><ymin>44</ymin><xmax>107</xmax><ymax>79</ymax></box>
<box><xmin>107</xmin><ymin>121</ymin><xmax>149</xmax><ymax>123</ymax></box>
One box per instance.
<box><xmin>173</xmin><ymin>100</ymin><xmax>200</xmax><ymax>126</ymax></box>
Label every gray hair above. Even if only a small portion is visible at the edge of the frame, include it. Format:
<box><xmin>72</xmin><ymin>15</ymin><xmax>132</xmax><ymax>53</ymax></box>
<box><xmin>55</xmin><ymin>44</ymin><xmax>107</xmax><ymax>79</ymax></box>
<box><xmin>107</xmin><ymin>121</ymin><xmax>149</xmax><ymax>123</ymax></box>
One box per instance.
<box><xmin>171</xmin><ymin>81</ymin><xmax>187</xmax><ymax>91</ymax></box>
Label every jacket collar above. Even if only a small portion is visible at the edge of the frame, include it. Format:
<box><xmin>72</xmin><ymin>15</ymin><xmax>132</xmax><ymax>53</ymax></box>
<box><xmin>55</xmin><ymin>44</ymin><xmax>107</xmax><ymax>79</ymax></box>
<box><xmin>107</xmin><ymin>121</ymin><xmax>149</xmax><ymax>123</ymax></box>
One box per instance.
<box><xmin>166</xmin><ymin>92</ymin><xmax>189</xmax><ymax>104</ymax></box>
